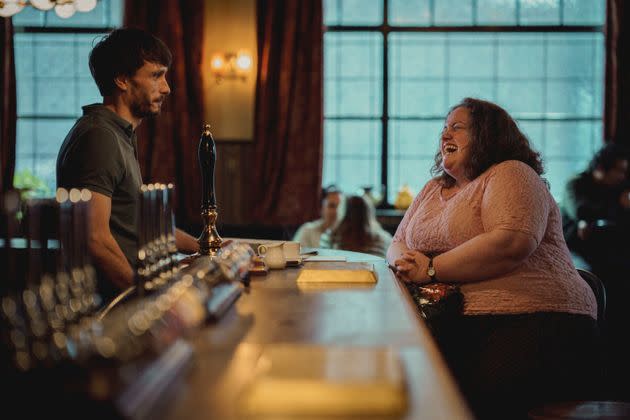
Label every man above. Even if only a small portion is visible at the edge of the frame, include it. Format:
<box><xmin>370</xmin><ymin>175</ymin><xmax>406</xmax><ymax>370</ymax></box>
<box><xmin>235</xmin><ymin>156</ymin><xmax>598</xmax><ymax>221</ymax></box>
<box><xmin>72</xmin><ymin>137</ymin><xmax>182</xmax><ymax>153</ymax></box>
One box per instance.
<box><xmin>56</xmin><ymin>28</ymin><xmax>199</xmax><ymax>303</ymax></box>
<box><xmin>561</xmin><ymin>143</ymin><xmax>630</xmax><ymax>274</ymax></box>
<box><xmin>292</xmin><ymin>185</ymin><xmax>343</xmax><ymax>248</ymax></box>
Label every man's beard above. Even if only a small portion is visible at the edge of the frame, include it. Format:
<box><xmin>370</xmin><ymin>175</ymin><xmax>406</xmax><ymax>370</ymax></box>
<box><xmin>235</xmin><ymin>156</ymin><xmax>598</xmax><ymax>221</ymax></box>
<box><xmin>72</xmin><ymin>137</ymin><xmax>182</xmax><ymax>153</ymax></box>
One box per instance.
<box><xmin>130</xmin><ymin>96</ymin><xmax>163</xmax><ymax>119</ymax></box>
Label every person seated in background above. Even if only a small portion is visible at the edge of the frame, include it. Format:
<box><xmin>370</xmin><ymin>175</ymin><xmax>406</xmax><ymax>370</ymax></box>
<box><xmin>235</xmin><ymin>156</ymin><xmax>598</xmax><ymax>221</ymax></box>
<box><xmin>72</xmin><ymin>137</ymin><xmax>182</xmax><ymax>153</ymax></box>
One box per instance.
<box><xmin>319</xmin><ymin>194</ymin><xmax>392</xmax><ymax>258</ymax></box>
<box><xmin>292</xmin><ymin>185</ymin><xmax>343</xmax><ymax>248</ymax></box>
<box><xmin>560</xmin><ymin>143</ymin><xmax>630</xmax><ymax>277</ymax></box>
<box><xmin>387</xmin><ymin>97</ymin><xmax>599</xmax><ymax>419</ymax></box>
<box><xmin>561</xmin><ymin>142</ymin><xmax>630</xmax><ymax>400</ymax></box>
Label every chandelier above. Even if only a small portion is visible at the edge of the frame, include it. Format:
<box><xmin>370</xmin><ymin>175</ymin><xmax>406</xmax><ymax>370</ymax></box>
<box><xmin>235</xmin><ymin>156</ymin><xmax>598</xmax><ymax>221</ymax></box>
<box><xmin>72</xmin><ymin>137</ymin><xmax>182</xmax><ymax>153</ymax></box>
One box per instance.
<box><xmin>0</xmin><ymin>0</ymin><xmax>98</xmax><ymax>19</ymax></box>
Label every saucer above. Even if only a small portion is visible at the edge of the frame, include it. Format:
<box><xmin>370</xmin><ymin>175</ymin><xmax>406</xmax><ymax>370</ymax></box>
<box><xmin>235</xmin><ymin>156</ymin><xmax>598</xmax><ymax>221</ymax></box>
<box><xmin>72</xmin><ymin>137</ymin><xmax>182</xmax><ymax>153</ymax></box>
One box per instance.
<box><xmin>285</xmin><ymin>257</ymin><xmax>303</xmax><ymax>267</ymax></box>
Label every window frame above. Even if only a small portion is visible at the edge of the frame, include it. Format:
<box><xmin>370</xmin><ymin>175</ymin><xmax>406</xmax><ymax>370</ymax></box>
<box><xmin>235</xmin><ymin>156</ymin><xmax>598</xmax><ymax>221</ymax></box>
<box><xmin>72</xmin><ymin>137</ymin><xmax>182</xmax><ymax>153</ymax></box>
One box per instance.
<box><xmin>323</xmin><ymin>0</ymin><xmax>605</xmax><ymax>207</ymax></box>
<box><xmin>12</xmin><ymin>1</ymin><xmax>119</xmax><ymax>193</ymax></box>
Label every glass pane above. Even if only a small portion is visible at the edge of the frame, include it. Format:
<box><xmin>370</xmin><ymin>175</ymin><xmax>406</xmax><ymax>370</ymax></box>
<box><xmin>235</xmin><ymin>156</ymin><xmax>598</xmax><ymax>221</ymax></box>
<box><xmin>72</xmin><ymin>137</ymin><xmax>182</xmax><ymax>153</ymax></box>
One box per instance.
<box><xmin>388</xmin><ymin>119</ymin><xmax>441</xmax><ymax>158</ymax></box>
<box><xmin>15</xmin><ymin>32</ymin><xmax>102</xmax><ymax>117</ymax></box>
<box><xmin>338</xmin><ymin>120</ymin><xmax>381</xmax><ymax>158</ymax></box>
<box><xmin>323</xmin><ymin>0</ymin><xmax>383</xmax><ymax>25</ymax></box>
<box><xmin>35</xmin><ymin>119</ymin><xmax>76</xmax><ymax>155</ymax></box>
<box><xmin>546</xmin><ymin>79</ymin><xmax>597</xmax><ymax>117</ymax></box>
<box><xmin>477</xmin><ymin>0</ymin><xmax>517</xmax><ymax>25</ymax></box>
<box><xmin>36</xmin><ymin>34</ymin><xmax>76</xmax><ymax>77</ymax></box>
<box><xmin>323</xmin><ymin>119</ymin><xmax>382</xmax><ymax>196</ymax></box>
<box><xmin>324</xmin><ymin>32</ymin><xmax>383</xmax><ymax>117</ymax></box>
<box><xmin>448</xmin><ymin>80</ymin><xmax>495</xmax><ymax>107</ymax></box>
<box><xmin>16</xmin><ymin>78</ymin><xmax>35</xmax><ymax>115</ymax></box>
<box><xmin>391</xmin><ymin>80</ymin><xmax>448</xmax><ymax>117</ymax></box>
<box><xmin>563</xmin><ymin>0</ymin><xmax>605</xmax><ymax>25</ymax></box>
<box><xmin>519</xmin><ymin>0</ymin><xmax>560</xmax><ymax>25</ymax></box>
<box><xmin>518</xmin><ymin>120</ymin><xmax>544</xmax><ymax>152</ymax></box>
<box><xmin>389</xmin><ymin>0</ymin><xmax>431</xmax><ymax>26</ymax></box>
<box><xmin>497</xmin><ymin>80</ymin><xmax>545</xmax><ymax>117</ymax></box>
<box><xmin>390</xmin><ymin>33</ymin><xmax>447</xmax><ymax>79</ymax></box>
<box><xmin>497</xmin><ymin>33</ymin><xmax>545</xmax><ymax>79</ymax></box>
<box><xmin>448</xmin><ymin>33</ymin><xmax>495</xmax><ymax>78</ymax></box>
<box><xmin>547</xmin><ymin>34</ymin><xmax>597</xmax><ymax>79</ymax></box>
<box><xmin>16</xmin><ymin>119</ymin><xmax>35</xmax><ymax>157</ymax></box>
<box><xmin>389</xmin><ymin>33</ymin><xmax>447</xmax><ymax>117</ymax></box>
<box><xmin>14</xmin><ymin>34</ymin><xmax>35</xmax><ymax>79</ymax></box>
<box><xmin>36</xmin><ymin>78</ymin><xmax>78</xmax><ymax>115</ymax></box>
<box><xmin>434</xmin><ymin>0</ymin><xmax>473</xmax><ymax>26</ymax></box>
<box><xmin>545</xmin><ymin>121</ymin><xmax>599</xmax><ymax>159</ymax></box>
<box><xmin>79</xmin><ymin>79</ymin><xmax>102</xmax><ymax>106</ymax></box>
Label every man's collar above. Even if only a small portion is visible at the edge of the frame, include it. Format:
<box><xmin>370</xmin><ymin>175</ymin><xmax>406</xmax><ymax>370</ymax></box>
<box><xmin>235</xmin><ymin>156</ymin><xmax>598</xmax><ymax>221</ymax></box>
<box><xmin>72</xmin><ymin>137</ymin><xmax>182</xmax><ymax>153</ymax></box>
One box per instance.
<box><xmin>82</xmin><ymin>103</ymin><xmax>135</xmax><ymax>137</ymax></box>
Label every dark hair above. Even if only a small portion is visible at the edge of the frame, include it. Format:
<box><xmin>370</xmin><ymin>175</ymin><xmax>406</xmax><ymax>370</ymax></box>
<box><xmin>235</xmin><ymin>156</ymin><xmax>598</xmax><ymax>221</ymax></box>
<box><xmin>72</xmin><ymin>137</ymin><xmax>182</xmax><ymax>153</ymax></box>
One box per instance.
<box><xmin>330</xmin><ymin>195</ymin><xmax>376</xmax><ymax>251</ymax></box>
<box><xmin>89</xmin><ymin>28</ymin><xmax>172</xmax><ymax>96</ymax></box>
<box><xmin>321</xmin><ymin>184</ymin><xmax>342</xmax><ymax>205</ymax></box>
<box><xmin>588</xmin><ymin>143</ymin><xmax>629</xmax><ymax>173</ymax></box>
<box><xmin>431</xmin><ymin>97</ymin><xmax>544</xmax><ymax>188</ymax></box>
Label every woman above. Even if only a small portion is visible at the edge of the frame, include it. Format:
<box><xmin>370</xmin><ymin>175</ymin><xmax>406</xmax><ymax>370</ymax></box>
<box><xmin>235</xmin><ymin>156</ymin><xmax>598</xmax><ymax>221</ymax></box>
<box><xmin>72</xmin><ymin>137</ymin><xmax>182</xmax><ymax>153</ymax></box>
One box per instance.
<box><xmin>321</xmin><ymin>194</ymin><xmax>392</xmax><ymax>257</ymax></box>
<box><xmin>387</xmin><ymin>98</ymin><xmax>599</xmax><ymax>419</ymax></box>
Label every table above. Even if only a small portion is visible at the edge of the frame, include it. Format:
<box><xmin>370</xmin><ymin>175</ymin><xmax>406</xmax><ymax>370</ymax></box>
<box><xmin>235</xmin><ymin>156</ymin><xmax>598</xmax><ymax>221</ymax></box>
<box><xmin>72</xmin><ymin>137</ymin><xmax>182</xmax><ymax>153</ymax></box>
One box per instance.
<box><xmin>157</xmin><ymin>247</ymin><xmax>473</xmax><ymax>420</ymax></box>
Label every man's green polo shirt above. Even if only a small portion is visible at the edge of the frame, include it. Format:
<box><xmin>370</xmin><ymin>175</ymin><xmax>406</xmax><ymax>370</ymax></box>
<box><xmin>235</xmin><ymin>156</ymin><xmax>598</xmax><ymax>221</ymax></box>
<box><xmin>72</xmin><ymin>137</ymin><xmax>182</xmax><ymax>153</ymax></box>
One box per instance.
<box><xmin>56</xmin><ymin>104</ymin><xmax>142</xmax><ymax>300</ymax></box>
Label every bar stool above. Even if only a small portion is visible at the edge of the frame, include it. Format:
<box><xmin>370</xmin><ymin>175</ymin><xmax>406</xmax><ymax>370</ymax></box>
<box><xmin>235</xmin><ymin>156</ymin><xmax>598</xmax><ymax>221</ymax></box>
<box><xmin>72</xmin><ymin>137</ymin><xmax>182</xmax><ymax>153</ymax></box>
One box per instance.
<box><xmin>528</xmin><ymin>269</ymin><xmax>630</xmax><ymax>419</ymax></box>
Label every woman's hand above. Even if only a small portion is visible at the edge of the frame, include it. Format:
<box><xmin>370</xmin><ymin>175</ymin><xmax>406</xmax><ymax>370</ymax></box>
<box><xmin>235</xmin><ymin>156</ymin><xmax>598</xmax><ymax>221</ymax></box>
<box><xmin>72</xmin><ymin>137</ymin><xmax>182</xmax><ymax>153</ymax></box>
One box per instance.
<box><xmin>394</xmin><ymin>250</ymin><xmax>431</xmax><ymax>283</ymax></box>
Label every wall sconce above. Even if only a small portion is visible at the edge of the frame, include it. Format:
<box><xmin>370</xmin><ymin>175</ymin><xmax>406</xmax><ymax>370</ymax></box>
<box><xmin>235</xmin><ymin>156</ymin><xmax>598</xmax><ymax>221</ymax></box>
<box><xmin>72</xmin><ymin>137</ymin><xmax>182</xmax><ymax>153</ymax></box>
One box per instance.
<box><xmin>210</xmin><ymin>50</ymin><xmax>252</xmax><ymax>84</ymax></box>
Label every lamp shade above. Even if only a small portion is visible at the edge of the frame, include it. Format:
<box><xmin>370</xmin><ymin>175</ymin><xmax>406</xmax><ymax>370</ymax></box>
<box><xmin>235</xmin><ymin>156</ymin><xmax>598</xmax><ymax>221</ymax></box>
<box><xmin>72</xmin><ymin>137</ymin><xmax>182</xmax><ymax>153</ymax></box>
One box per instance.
<box><xmin>75</xmin><ymin>0</ymin><xmax>97</xmax><ymax>12</ymax></box>
<box><xmin>30</xmin><ymin>0</ymin><xmax>55</xmax><ymax>11</ymax></box>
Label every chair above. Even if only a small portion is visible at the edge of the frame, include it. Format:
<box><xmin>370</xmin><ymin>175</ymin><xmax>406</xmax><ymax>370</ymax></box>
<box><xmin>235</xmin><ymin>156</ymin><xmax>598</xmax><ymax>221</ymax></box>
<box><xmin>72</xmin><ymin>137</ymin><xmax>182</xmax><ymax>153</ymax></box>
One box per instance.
<box><xmin>577</xmin><ymin>268</ymin><xmax>606</xmax><ymax>328</ymax></box>
<box><xmin>527</xmin><ymin>269</ymin><xmax>630</xmax><ymax>419</ymax></box>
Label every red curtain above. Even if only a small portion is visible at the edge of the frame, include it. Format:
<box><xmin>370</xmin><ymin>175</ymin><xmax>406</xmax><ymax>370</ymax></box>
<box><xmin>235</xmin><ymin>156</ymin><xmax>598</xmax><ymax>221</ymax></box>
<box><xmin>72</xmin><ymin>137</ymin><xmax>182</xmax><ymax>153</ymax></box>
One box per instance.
<box><xmin>1</xmin><ymin>17</ymin><xmax>16</xmax><ymax>192</ymax></box>
<box><xmin>124</xmin><ymin>1</ymin><xmax>205</xmax><ymax>227</ymax></box>
<box><xmin>605</xmin><ymin>0</ymin><xmax>630</xmax><ymax>145</ymax></box>
<box><xmin>250</xmin><ymin>0</ymin><xmax>323</xmax><ymax>225</ymax></box>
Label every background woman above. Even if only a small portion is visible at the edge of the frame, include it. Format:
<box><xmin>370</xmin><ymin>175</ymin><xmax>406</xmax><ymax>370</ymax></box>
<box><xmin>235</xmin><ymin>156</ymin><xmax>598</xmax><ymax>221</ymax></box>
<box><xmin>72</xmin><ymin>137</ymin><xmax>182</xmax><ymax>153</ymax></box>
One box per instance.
<box><xmin>321</xmin><ymin>194</ymin><xmax>392</xmax><ymax>257</ymax></box>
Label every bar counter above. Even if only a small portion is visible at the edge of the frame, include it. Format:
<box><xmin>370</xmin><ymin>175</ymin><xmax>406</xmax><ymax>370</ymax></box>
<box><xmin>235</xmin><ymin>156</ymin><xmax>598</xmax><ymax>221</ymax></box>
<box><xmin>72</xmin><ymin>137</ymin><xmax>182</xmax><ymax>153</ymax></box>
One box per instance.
<box><xmin>149</xmin><ymin>247</ymin><xmax>472</xmax><ymax>420</ymax></box>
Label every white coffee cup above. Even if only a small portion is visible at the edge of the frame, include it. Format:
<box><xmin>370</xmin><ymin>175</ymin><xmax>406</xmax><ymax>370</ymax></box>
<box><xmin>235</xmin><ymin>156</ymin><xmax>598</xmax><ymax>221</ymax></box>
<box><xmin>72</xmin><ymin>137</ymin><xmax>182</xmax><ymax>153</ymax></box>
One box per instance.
<box><xmin>283</xmin><ymin>241</ymin><xmax>301</xmax><ymax>260</ymax></box>
<box><xmin>258</xmin><ymin>242</ymin><xmax>286</xmax><ymax>269</ymax></box>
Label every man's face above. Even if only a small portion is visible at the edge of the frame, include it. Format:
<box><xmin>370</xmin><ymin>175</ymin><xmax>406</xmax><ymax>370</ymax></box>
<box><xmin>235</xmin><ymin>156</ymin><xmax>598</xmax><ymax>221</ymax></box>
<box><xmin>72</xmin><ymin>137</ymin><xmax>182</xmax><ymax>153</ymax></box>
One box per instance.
<box><xmin>127</xmin><ymin>61</ymin><xmax>171</xmax><ymax>119</ymax></box>
<box><xmin>322</xmin><ymin>192</ymin><xmax>341</xmax><ymax>225</ymax></box>
<box><xmin>599</xmin><ymin>159</ymin><xmax>629</xmax><ymax>186</ymax></box>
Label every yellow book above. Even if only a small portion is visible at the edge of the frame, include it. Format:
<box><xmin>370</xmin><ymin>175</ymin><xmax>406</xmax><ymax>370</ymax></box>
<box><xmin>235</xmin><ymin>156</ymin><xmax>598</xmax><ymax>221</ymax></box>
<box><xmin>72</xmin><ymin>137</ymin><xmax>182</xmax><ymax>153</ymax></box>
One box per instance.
<box><xmin>238</xmin><ymin>344</ymin><xmax>408</xmax><ymax>417</ymax></box>
<box><xmin>296</xmin><ymin>262</ymin><xmax>377</xmax><ymax>284</ymax></box>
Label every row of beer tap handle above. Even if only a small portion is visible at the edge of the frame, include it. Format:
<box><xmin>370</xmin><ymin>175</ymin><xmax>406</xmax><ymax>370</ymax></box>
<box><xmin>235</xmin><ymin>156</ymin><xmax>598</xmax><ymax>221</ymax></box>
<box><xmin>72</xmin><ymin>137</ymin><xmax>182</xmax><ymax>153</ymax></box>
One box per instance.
<box><xmin>1</xmin><ymin>187</ymin><xmax>255</xmax><ymax>375</ymax></box>
<box><xmin>1</xmin><ymin>188</ymin><xmax>100</xmax><ymax>372</ymax></box>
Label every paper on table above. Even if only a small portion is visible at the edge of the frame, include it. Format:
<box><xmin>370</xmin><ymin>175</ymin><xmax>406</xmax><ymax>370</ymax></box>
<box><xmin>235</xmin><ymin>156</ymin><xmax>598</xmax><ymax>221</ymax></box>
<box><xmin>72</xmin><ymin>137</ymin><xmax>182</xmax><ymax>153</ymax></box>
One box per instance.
<box><xmin>296</xmin><ymin>262</ymin><xmax>376</xmax><ymax>284</ymax></box>
<box><xmin>303</xmin><ymin>255</ymin><xmax>347</xmax><ymax>262</ymax></box>
<box><xmin>238</xmin><ymin>344</ymin><xmax>408</xmax><ymax>417</ymax></box>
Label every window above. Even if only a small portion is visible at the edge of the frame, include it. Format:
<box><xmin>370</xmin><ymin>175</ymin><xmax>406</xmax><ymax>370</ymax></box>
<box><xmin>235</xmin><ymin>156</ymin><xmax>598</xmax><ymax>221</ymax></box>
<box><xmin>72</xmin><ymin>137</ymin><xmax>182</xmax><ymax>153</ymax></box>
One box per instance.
<box><xmin>12</xmin><ymin>0</ymin><xmax>123</xmax><ymax>195</ymax></box>
<box><xmin>323</xmin><ymin>0</ymin><xmax>605</xmax><ymax>203</ymax></box>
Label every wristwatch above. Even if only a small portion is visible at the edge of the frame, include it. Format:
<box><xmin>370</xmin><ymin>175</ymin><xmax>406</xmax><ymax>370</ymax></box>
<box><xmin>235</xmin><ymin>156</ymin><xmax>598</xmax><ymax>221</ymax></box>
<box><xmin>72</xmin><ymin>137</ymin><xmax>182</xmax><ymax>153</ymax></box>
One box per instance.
<box><xmin>426</xmin><ymin>257</ymin><xmax>437</xmax><ymax>282</ymax></box>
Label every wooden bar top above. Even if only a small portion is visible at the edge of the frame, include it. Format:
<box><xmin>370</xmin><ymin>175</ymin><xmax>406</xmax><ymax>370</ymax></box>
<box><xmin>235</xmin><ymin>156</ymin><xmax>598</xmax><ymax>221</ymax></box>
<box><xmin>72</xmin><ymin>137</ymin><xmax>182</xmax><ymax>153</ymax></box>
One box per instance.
<box><xmin>157</xmin><ymin>248</ymin><xmax>472</xmax><ymax>420</ymax></box>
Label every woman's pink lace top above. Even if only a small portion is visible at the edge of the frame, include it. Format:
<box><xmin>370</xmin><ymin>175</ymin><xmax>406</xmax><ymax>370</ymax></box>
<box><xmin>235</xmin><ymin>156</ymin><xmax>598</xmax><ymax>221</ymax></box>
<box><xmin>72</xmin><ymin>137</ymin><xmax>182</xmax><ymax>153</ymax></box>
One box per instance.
<box><xmin>393</xmin><ymin>160</ymin><xmax>597</xmax><ymax>319</ymax></box>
